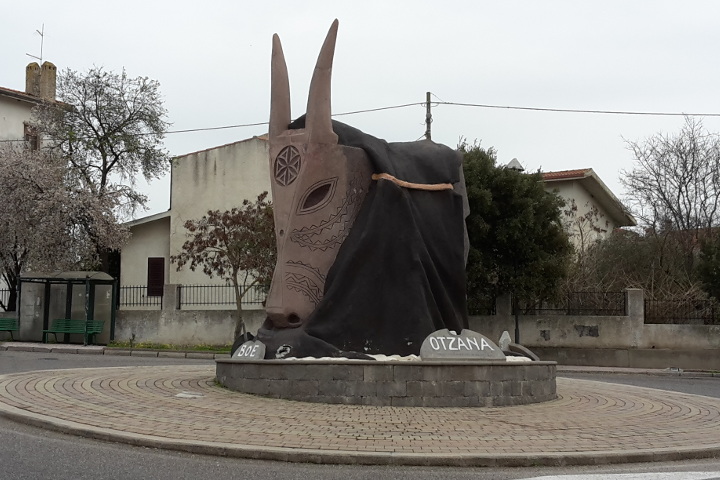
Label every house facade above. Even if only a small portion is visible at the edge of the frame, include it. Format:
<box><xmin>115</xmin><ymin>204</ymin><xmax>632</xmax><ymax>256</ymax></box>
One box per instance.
<box><xmin>542</xmin><ymin>168</ymin><xmax>636</xmax><ymax>252</ymax></box>
<box><xmin>119</xmin><ymin>136</ymin><xmax>271</xmax><ymax>303</ymax></box>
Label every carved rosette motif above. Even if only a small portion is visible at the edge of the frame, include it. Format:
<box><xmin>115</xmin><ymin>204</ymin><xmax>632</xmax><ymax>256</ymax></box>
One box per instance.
<box><xmin>274</xmin><ymin>146</ymin><xmax>302</xmax><ymax>186</ymax></box>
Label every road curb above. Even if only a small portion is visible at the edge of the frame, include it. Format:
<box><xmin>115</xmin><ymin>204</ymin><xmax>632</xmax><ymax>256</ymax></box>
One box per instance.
<box><xmin>0</xmin><ymin>343</ymin><xmax>229</xmax><ymax>359</ymax></box>
<box><xmin>2</xmin><ymin>401</ymin><xmax>720</xmax><ymax>467</ymax></box>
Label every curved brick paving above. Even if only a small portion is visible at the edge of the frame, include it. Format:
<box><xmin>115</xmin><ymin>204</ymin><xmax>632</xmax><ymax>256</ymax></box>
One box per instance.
<box><xmin>1</xmin><ymin>365</ymin><xmax>720</xmax><ymax>466</ymax></box>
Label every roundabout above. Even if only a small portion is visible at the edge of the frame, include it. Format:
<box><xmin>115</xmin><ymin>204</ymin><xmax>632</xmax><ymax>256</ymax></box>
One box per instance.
<box><xmin>1</xmin><ymin>364</ymin><xmax>719</xmax><ymax>466</ymax></box>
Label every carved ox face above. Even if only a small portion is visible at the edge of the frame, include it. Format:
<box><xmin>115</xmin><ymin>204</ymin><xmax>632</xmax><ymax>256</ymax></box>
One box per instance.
<box><xmin>265</xmin><ymin>21</ymin><xmax>372</xmax><ymax>328</ymax></box>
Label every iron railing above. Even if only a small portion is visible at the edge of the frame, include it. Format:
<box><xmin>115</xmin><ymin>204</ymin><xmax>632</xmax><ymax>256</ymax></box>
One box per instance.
<box><xmin>177</xmin><ymin>284</ymin><xmax>267</xmax><ymax>308</ymax></box>
<box><xmin>118</xmin><ymin>285</ymin><xmax>163</xmax><ymax>308</ymax></box>
<box><xmin>0</xmin><ymin>289</ymin><xmax>10</xmax><ymax>311</ymax></box>
<box><xmin>523</xmin><ymin>291</ymin><xmax>626</xmax><ymax>316</ymax></box>
<box><xmin>644</xmin><ymin>298</ymin><xmax>720</xmax><ymax>325</ymax></box>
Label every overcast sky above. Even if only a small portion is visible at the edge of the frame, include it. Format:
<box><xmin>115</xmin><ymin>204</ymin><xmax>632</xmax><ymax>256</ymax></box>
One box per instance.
<box><xmin>3</xmin><ymin>0</ymin><xmax>720</xmax><ymax>218</ymax></box>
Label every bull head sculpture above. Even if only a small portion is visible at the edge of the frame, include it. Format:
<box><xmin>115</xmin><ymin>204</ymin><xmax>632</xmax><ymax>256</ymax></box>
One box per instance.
<box><xmin>265</xmin><ymin>20</ymin><xmax>372</xmax><ymax>328</ymax></box>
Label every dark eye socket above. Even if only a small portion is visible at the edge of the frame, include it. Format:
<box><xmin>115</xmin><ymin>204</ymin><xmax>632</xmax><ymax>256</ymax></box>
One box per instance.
<box><xmin>297</xmin><ymin>178</ymin><xmax>338</xmax><ymax>214</ymax></box>
<box><xmin>302</xmin><ymin>183</ymin><xmax>332</xmax><ymax>210</ymax></box>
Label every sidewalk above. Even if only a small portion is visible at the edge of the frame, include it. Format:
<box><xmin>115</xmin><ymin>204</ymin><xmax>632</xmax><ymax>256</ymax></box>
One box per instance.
<box><xmin>2</xmin><ymin>342</ymin><xmax>720</xmax><ymax>466</ymax></box>
<box><xmin>0</xmin><ymin>341</ymin><xmax>223</xmax><ymax>359</ymax></box>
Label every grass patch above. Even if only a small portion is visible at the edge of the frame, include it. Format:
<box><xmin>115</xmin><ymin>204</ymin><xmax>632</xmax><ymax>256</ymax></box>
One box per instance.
<box><xmin>108</xmin><ymin>341</ymin><xmax>231</xmax><ymax>353</ymax></box>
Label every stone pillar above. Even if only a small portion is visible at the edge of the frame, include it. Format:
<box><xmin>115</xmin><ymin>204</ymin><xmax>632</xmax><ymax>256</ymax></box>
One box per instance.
<box><xmin>625</xmin><ymin>288</ymin><xmax>644</xmax><ymax>347</ymax></box>
<box><xmin>162</xmin><ymin>284</ymin><xmax>180</xmax><ymax>311</ymax></box>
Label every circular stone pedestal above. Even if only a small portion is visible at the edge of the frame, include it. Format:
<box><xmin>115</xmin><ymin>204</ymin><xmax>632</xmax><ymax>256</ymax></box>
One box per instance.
<box><xmin>215</xmin><ymin>359</ymin><xmax>556</xmax><ymax>407</ymax></box>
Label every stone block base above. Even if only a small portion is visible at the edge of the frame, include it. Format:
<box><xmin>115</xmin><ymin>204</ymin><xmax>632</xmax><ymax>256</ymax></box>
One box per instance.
<box><xmin>215</xmin><ymin>359</ymin><xmax>556</xmax><ymax>407</ymax></box>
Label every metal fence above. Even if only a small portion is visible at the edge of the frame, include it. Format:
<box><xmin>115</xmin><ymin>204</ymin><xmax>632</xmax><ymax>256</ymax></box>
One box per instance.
<box><xmin>177</xmin><ymin>284</ymin><xmax>268</xmax><ymax>308</ymax></box>
<box><xmin>644</xmin><ymin>298</ymin><xmax>720</xmax><ymax>325</ymax></box>
<box><xmin>0</xmin><ymin>289</ymin><xmax>9</xmax><ymax>311</ymax></box>
<box><xmin>118</xmin><ymin>285</ymin><xmax>163</xmax><ymax>308</ymax></box>
<box><xmin>117</xmin><ymin>284</ymin><xmax>268</xmax><ymax>309</ymax></box>
<box><xmin>523</xmin><ymin>291</ymin><xmax>627</xmax><ymax>316</ymax></box>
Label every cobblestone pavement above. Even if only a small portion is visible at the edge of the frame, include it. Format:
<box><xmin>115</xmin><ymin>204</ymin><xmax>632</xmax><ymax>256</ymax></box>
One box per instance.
<box><xmin>1</xmin><ymin>364</ymin><xmax>720</xmax><ymax>466</ymax></box>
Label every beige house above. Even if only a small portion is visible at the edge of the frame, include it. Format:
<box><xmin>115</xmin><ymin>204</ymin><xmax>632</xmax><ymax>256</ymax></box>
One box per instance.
<box><xmin>542</xmin><ymin>168</ymin><xmax>636</xmax><ymax>252</ymax></box>
<box><xmin>119</xmin><ymin>136</ymin><xmax>271</xmax><ymax>305</ymax></box>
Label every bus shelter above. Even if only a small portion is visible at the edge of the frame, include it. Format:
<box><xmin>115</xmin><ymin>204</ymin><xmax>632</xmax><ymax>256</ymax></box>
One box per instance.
<box><xmin>18</xmin><ymin>271</ymin><xmax>117</xmax><ymax>344</ymax></box>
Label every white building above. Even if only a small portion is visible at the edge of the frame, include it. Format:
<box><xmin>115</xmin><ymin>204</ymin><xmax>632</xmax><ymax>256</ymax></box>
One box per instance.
<box><xmin>120</xmin><ymin>136</ymin><xmax>271</xmax><ymax>301</ymax></box>
<box><xmin>0</xmin><ymin>61</ymin><xmax>57</xmax><ymax>148</ymax></box>
<box><xmin>542</xmin><ymin>168</ymin><xmax>636</xmax><ymax>253</ymax></box>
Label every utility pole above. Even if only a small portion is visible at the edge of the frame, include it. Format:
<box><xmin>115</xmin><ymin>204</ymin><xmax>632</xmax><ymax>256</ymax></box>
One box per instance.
<box><xmin>424</xmin><ymin>91</ymin><xmax>432</xmax><ymax>140</ymax></box>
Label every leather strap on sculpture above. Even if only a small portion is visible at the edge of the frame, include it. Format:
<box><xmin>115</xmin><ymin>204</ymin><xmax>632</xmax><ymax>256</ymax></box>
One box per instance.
<box><xmin>371</xmin><ymin>173</ymin><xmax>453</xmax><ymax>191</ymax></box>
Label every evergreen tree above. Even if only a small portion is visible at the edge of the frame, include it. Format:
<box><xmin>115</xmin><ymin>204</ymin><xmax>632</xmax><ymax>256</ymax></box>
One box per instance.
<box><xmin>462</xmin><ymin>143</ymin><xmax>572</xmax><ymax>313</ymax></box>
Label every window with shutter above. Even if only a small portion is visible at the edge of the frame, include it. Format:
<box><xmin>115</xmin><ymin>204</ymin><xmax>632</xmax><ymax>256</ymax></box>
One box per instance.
<box><xmin>147</xmin><ymin>257</ymin><xmax>165</xmax><ymax>297</ymax></box>
<box><xmin>24</xmin><ymin>123</ymin><xmax>38</xmax><ymax>151</ymax></box>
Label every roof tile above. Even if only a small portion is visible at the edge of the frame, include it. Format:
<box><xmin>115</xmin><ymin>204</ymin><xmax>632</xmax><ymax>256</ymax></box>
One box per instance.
<box><xmin>541</xmin><ymin>168</ymin><xmax>592</xmax><ymax>181</ymax></box>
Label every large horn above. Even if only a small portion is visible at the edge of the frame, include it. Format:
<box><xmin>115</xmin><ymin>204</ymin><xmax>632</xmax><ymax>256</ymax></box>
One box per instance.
<box><xmin>269</xmin><ymin>34</ymin><xmax>291</xmax><ymax>140</ymax></box>
<box><xmin>306</xmin><ymin>19</ymin><xmax>339</xmax><ymax>145</ymax></box>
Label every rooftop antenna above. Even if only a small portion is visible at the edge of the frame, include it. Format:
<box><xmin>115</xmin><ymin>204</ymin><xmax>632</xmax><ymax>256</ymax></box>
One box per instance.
<box><xmin>25</xmin><ymin>24</ymin><xmax>45</xmax><ymax>64</ymax></box>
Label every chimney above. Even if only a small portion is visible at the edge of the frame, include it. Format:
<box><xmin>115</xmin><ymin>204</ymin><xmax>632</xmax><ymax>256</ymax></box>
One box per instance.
<box><xmin>25</xmin><ymin>62</ymin><xmax>40</xmax><ymax>96</ymax></box>
<box><xmin>25</xmin><ymin>61</ymin><xmax>57</xmax><ymax>100</ymax></box>
<box><xmin>39</xmin><ymin>62</ymin><xmax>57</xmax><ymax>100</ymax></box>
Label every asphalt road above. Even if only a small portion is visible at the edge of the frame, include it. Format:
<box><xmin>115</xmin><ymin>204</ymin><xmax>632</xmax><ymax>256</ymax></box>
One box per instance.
<box><xmin>557</xmin><ymin>371</ymin><xmax>720</xmax><ymax>399</ymax></box>
<box><xmin>3</xmin><ymin>350</ymin><xmax>720</xmax><ymax>480</ymax></box>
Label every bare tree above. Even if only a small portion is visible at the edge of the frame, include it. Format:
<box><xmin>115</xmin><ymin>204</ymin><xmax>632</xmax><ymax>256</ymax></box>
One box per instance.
<box><xmin>171</xmin><ymin>193</ymin><xmax>276</xmax><ymax>341</ymax></box>
<box><xmin>32</xmin><ymin>67</ymin><xmax>170</xmax><ymax>270</ymax></box>
<box><xmin>0</xmin><ymin>146</ymin><xmax>128</xmax><ymax>311</ymax></box>
<box><xmin>621</xmin><ymin>116</ymin><xmax>720</xmax><ymax>275</ymax></box>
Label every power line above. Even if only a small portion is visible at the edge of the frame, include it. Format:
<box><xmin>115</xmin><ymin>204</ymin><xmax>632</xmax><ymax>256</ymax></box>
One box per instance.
<box><xmin>3</xmin><ymin>99</ymin><xmax>720</xmax><ymax>144</ymax></box>
<box><xmin>434</xmin><ymin>101</ymin><xmax>720</xmax><ymax>118</ymax></box>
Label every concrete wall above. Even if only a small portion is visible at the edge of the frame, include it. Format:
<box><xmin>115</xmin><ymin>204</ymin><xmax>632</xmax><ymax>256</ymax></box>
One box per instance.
<box><xmin>470</xmin><ymin>289</ymin><xmax>720</xmax><ymax>369</ymax></box>
<box><xmin>111</xmin><ymin>285</ymin><xmax>720</xmax><ymax>369</ymax></box>
<box><xmin>471</xmin><ymin>289</ymin><xmax>720</xmax><ymax>352</ymax></box>
<box><xmin>115</xmin><ymin>308</ymin><xmax>266</xmax><ymax>346</ymax></box>
<box><xmin>169</xmin><ymin>137</ymin><xmax>270</xmax><ymax>286</ymax></box>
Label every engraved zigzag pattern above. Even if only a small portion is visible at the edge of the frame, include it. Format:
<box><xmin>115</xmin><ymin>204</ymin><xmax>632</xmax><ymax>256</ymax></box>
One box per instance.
<box><xmin>284</xmin><ymin>272</ymin><xmax>322</xmax><ymax>305</ymax></box>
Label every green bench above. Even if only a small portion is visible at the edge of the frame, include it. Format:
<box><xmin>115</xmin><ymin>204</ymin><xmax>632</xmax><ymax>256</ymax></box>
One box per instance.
<box><xmin>0</xmin><ymin>317</ymin><xmax>18</xmax><ymax>341</ymax></box>
<box><xmin>42</xmin><ymin>319</ymin><xmax>105</xmax><ymax>346</ymax></box>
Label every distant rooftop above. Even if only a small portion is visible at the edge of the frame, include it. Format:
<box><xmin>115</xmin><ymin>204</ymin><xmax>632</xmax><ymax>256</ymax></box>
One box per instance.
<box><xmin>541</xmin><ymin>168</ymin><xmax>593</xmax><ymax>181</ymax></box>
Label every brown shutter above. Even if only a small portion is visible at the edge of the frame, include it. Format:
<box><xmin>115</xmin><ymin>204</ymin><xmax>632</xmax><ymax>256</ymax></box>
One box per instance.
<box><xmin>147</xmin><ymin>257</ymin><xmax>165</xmax><ymax>297</ymax></box>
